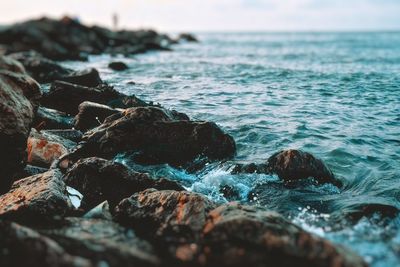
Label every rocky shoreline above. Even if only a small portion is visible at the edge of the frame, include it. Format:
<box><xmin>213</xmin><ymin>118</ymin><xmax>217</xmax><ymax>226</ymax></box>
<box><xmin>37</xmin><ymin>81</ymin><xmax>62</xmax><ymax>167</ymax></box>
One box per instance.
<box><xmin>0</xmin><ymin>17</ymin><xmax>368</xmax><ymax>267</ymax></box>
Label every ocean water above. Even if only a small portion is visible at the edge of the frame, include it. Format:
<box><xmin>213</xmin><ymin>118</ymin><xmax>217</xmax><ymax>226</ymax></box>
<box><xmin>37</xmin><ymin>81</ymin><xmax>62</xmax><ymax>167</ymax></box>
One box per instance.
<box><xmin>64</xmin><ymin>32</ymin><xmax>400</xmax><ymax>266</ymax></box>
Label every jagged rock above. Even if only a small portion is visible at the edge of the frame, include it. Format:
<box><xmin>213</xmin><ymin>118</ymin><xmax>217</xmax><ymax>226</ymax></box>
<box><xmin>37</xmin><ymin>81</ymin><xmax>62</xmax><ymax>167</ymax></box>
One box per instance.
<box><xmin>114</xmin><ymin>189</ymin><xmax>216</xmax><ymax>263</ymax></box>
<box><xmin>27</xmin><ymin>129</ymin><xmax>76</xmax><ymax>167</ymax></box>
<box><xmin>107</xmin><ymin>95</ymin><xmax>150</xmax><ymax>109</ymax></box>
<box><xmin>59</xmin><ymin>68</ymin><xmax>102</xmax><ymax>87</ymax></box>
<box><xmin>41</xmin><ymin>81</ymin><xmax>122</xmax><ymax>115</ymax></box>
<box><xmin>108</xmin><ymin>61</ymin><xmax>129</xmax><ymax>71</ymax></box>
<box><xmin>12</xmin><ymin>164</ymin><xmax>48</xmax><ymax>181</ymax></box>
<box><xmin>0</xmin><ymin>169</ymin><xmax>71</xmax><ymax>223</ymax></box>
<box><xmin>64</xmin><ymin>106</ymin><xmax>235</xmax><ymax>167</ymax></box>
<box><xmin>34</xmin><ymin>106</ymin><xmax>74</xmax><ymax>129</ymax></box>
<box><xmin>0</xmin><ymin>55</ymin><xmax>41</xmax><ymax>193</ymax></box>
<box><xmin>43</xmin><ymin>129</ymin><xmax>83</xmax><ymax>143</ymax></box>
<box><xmin>0</xmin><ymin>220</ymin><xmax>92</xmax><ymax>267</ymax></box>
<box><xmin>0</xmin><ymin>17</ymin><xmax>173</xmax><ymax>61</ymax></box>
<box><xmin>201</xmin><ymin>203</ymin><xmax>368</xmax><ymax>267</ymax></box>
<box><xmin>74</xmin><ymin>101</ymin><xmax>119</xmax><ymax>131</ymax></box>
<box><xmin>63</xmin><ymin>157</ymin><xmax>184</xmax><ymax>210</ymax></box>
<box><xmin>41</xmin><ymin>217</ymin><xmax>160</xmax><ymax>267</ymax></box>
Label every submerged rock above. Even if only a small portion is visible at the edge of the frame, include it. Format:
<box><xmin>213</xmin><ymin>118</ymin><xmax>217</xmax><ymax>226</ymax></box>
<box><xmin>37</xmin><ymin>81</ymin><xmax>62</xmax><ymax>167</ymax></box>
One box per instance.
<box><xmin>74</xmin><ymin>101</ymin><xmax>119</xmax><ymax>131</ymax></box>
<box><xmin>114</xmin><ymin>189</ymin><xmax>216</xmax><ymax>263</ymax></box>
<box><xmin>108</xmin><ymin>61</ymin><xmax>129</xmax><ymax>71</ymax></box>
<box><xmin>0</xmin><ymin>55</ymin><xmax>41</xmax><ymax>193</ymax></box>
<box><xmin>41</xmin><ymin>217</ymin><xmax>160</xmax><ymax>267</ymax></box>
<box><xmin>63</xmin><ymin>157</ymin><xmax>184</xmax><ymax>210</ymax></box>
<box><xmin>177</xmin><ymin>33</ymin><xmax>199</xmax><ymax>43</ymax></box>
<box><xmin>201</xmin><ymin>203</ymin><xmax>367</xmax><ymax>267</ymax></box>
<box><xmin>0</xmin><ymin>169</ymin><xmax>71</xmax><ymax>223</ymax></box>
<box><xmin>41</xmin><ymin>81</ymin><xmax>122</xmax><ymax>115</ymax></box>
<box><xmin>65</xmin><ymin>106</ymin><xmax>235</xmax><ymax>167</ymax></box>
<box><xmin>27</xmin><ymin>129</ymin><xmax>76</xmax><ymax>167</ymax></box>
<box><xmin>34</xmin><ymin>106</ymin><xmax>74</xmax><ymax>129</ymax></box>
<box><xmin>0</xmin><ymin>220</ymin><xmax>92</xmax><ymax>267</ymax></box>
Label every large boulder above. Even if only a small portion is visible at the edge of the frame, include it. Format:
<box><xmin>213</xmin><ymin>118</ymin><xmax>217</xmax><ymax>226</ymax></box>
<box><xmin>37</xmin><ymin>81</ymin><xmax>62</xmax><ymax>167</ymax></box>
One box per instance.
<box><xmin>0</xmin><ymin>55</ymin><xmax>41</xmax><ymax>193</ymax></box>
<box><xmin>41</xmin><ymin>81</ymin><xmax>122</xmax><ymax>115</ymax></box>
<box><xmin>0</xmin><ymin>220</ymin><xmax>92</xmax><ymax>267</ymax></box>
<box><xmin>63</xmin><ymin>157</ymin><xmax>184</xmax><ymax>210</ymax></box>
<box><xmin>114</xmin><ymin>189</ymin><xmax>215</xmax><ymax>263</ymax></box>
<box><xmin>41</xmin><ymin>218</ymin><xmax>160</xmax><ymax>267</ymax></box>
<box><xmin>0</xmin><ymin>169</ymin><xmax>71</xmax><ymax>223</ymax></box>
<box><xmin>201</xmin><ymin>203</ymin><xmax>367</xmax><ymax>267</ymax></box>
<box><xmin>74</xmin><ymin>101</ymin><xmax>119</xmax><ymax>131</ymax></box>
<box><xmin>63</xmin><ymin>106</ymin><xmax>235</xmax><ymax>168</ymax></box>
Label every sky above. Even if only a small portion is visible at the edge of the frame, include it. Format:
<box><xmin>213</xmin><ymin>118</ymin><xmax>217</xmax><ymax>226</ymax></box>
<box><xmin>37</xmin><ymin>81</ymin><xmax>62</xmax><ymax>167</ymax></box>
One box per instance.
<box><xmin>1</xmin><ymin>0</ymin><xmax>400</xmax><ymax>32</ymax></box>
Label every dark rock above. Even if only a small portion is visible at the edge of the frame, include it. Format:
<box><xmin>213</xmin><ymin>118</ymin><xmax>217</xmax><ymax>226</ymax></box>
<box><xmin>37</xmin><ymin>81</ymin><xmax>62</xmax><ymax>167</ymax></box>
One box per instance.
<box><xmin>12</xmin><ymin>164</ymin><xmax>48</xmax><ymax>181</ymax></box>
<box><xmin>0</xmin><ymin>220</ymin><xmax>92</xmax><ymax>267</ymax></box>
<box><xmin>106</xmin><ymin>94</ymin><xmax>150</xmax><ymax>109</ymax></box>
<box><xmin>231</xmin><ymin>162</ymin><xmax>268</xmax><ymax>174</ymax></box>
<box><xmin>41</xmin><ymin>81</ymin><xmax>122</xmax><ymax>115</ymax></box>
<box><xmin>0</xmin><ymin>169</ymin><xmax>71</xmax><ymax>223</ymax></box>
<box><xmin>63</xmin><ymin>157</ymin><xmax>184</xmax><ymax>210</ymax></box>
<box><xmin>65</xmin><ymin>106</ymin><xmax>235</xmax><ymax>167</ymax></box>
<box><xmin>74</xmin><ymin>101</ymin><xmax>119</xmax><ymax>131</ymax></box>
<box><xmin>27</xmin><ymin>129</ymin><xmax>76</xmax><ymax>168</ymax></box>
<box><xmin>108</xmin><ymin>61</ymin><xmax>129</xmax><ymax>71</ymax></box>
<box><xmin>177</xmin><ymin>33</ymin><xmax>198</xmax><ymax>43</ymax></box>
<box><xmin>337</xmin><ymin>203</ymin><xmax>399</xmax><ymax>223</ymax></box>
<box><xmin>34</xmin><ymin>106</ymin><xmax>74</xmax><ymax>129</ymax></box>
<box><xmin>201</xmin><ymin>203</ymin><xmax>367</xmax><ymax>267</ymax></box>
<box><xmin>267</xmin><ymin>149</ymin><xmax>340</xmax><ymax>186</ymax></box>
<box><xmin>0</xmin><ymin>55</ymin><xmax>41</xmax><ymax>193</ymax></box>
<box><xmin>0</xmin><ymin>17</ymin><xmax>173</xmax><ymax>61</ymax></box>
<box><xmin>43</xmin><ymin>129</ymin><xmax>83</xmax><ymax>143</ymax></box>
<box><xmin>41</xmin><ymin>217</ymin><xmax>160</xmax><ymax>267</ymax></box>
<box><xmin>219</xmin><ymin>185</ymin><xmax>241</xmax><ymax>201</ymax></box>
<box><xmin>59</xmin><ymin>68</ymin><xmax>102</xmax><ymax>87</ymax></box>
<box><xmin>114</xmin><ymin>189</ymin><xmax>216</xmax><ymax>264</ymax></box>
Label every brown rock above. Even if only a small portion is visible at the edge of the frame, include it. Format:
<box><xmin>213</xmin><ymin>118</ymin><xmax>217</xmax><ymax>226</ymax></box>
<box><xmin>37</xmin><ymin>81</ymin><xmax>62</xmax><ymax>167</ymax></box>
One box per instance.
<box><xmin>201</xmin><ymin>203</ymin><xmax>367</xmax><ymax>267</ymax></box>
<box><xmin>74</xmin><ymin>101</ymin><xmax>119</xmax><ymax>131</ymax></box>
<box><xmin>34</xmin><ymin>106</ymin><xmax>74</xmax><ymax>130</ymax></box>
<box><xmin>0</xmin><ymin>169</ymin><xmax>71</xmax><ymax>223</ymax></box>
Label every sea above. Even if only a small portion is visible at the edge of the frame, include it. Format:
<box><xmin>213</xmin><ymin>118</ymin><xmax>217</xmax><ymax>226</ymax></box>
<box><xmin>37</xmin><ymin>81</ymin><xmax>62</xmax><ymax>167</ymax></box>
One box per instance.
<box><xmin>64</xmin><ymin>32</ymin><xmax>400</xmax><ymax>267</ymax></box>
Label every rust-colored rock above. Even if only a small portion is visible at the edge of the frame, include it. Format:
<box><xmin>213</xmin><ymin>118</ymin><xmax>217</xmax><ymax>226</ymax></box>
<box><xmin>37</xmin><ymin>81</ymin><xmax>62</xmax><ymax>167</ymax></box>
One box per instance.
<box><xmin>63</xmin><ymin>157</ymin><xmax>184</xmax><ymax>210</ymax></box>
<box><xmin>0</xmin><ymin>169</ymin><xmax>71</xmax><ymax>223</ymax></box>
<box><xmin>201</xmin><ymin>203</ymin><xmax>367</xmax><ymax>267</ymax></box>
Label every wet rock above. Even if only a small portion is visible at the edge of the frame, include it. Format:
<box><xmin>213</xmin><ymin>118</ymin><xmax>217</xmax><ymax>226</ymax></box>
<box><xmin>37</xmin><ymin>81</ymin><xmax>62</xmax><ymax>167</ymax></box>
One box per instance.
<box><xmin>74</xmin><ymin>101</ymin><xmax>119</xmax><ymax>131</ymax></box>
<box><xmin>267</xmin><ymin>149</ymin><xmax>340</xmax><ymax>186</ymax></box>
<box><xmin>114</xmin><ymin>189</ymin><xmax>216</xmax><ymax>263</ymax></box>
<box><xmin>108</xmin><ymin>61</ymin><xmax>129</xmax><ymax>71</ymax></box>
<box><xmin>0</xmin><ymin>169</ymin><xmax>71</xmax><ymax>223</ymax></box>
<box><xmin>0</xmin><ymin>56</ymin><xmax>41</xmax><ymax>193</ymax></box>
<box><xmin>41</xmin><ymin>217</ymin><xmax>159</xmax><ymax>267</ymax></box>
<box><xmin>41</xmin><ymin>81</ymin><xmax>122</xmax><ymax>115</ymax></box>
<box><xmin>12</xmin><ymin>164</ymin><xmax>48</xmax><ymax>181</ymax></box>
<box><xmin>27</xmin><ymin>129</ymin><xmax>76</xmax><ymax>167</ymax></box>
<box><xmin>63</xmin><ymin>157</ymin><xmax>184</xmax><ymax>210</ymax></box>
<box><xmin>83</xmin><ymin>201</ymin><xmax>113</xmax><ymax>220</ymax></box>
<box><xmin>59</xmin><ymin>68</ymin><xmax>102</xmax><ymax>87</ymax></box>
<box><xmin>201</xmin><ymin>203</ymin><xmax>367</xmax><ymax>267</ymax></box>
<box><xmin>219</xmin><ymin>185</ymin><xmax>241</xmax><ymax>201</ymax></box>
<box><xmin>0</xmin><ymin>220</ymin><xmax>92</xmax><ymax>267</ymax></box>
<box><xmin>67</xmin><ymin>107</ymin><xmax>235</xmax><ymax>167</ymax></box>
<box><xmin>231</xmin><ymin>162</ymin><xmax>268</xmax><ymax>174</ymax></box>
<box><xmin>34</xmin><ymin>106</ymin><xmax>74</xmax><ymax>129</ymax></box>
<box><xmin>43</xmin><ymin>129</ymin><xmax>83</xmax><ymax>143</ymax></box>
<box><xmin>0</xmin><ymin>17</ymin><xmax>173</xmax><ymax>61</ymax></box>
<box><xmin>107</xmin><ymin>94</ymin><xmax>150</xmax><ymax>109</ymax></box>
<box><xmin>337</xmin><ymin>202</ymin><xmax>399</xmax><ymax>223</ymax></box>
<box><xmin>177</xmin><ymin>33</ymin><xmax>198</xmax><ymax>43</ymax></box>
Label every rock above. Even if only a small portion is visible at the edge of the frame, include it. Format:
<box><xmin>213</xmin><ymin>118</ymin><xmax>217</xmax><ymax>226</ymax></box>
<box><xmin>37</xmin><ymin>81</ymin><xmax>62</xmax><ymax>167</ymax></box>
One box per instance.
<box><xmin>0</xmin><ymin>17</ymin><xmax>174</xmax><ymax>61</ymax></box>
<box><xmin>107</xmin><ymin>95</ymin><xmax>150</xmax><ymax>109</ymax></box>
<box><xmin>0</xmin><ymin>54</ymin><xmax>25</xmax><ymax>73</ymax></box>
<box><xmin>231</xmin><ymin>162</ymin><xmax>268</xmax><ymax>174</ymax></box>
<box><xmin>43</xmin><ymin>129</ymin><xmax>83</xmax><ymax>143</ymax></box>
<box><xmin>27</xmin><ymin>129</ymin><xmax>76</xmax><ymax>168</ymax></box>
<box><xmin>74</xmin><ymin>101</ymin><xmax>119</xmax><ymax>131</ymax></box>
<box><xmin>34</xmin><ymin>106</ymin><xmax>74</xmax><ymax>129</ymax></box>
<box><xmin>0</xmin><ymin>169</ymin><xmax>71</xmax><ymax>223</ymax></box>
<box><xmin>108</xmin><ymin>61</ymin><xmax>129</xmax><ymax>71</ymax></box>
<box><xmin>219</xmin><ymin>185</ymin><xmax>241</xmax><ymax>201</ymax></box>
<box><xmin>41</xmin><ymin>217</ymin><xmax>160</xmax><ymax>267</ymax></box>
<box><xmin>266</xmin><ymin>149</ymin><xmax>340</xmax><ymax>186</ymax></box>
<box><xmin>201</xmin><ymin>203</ymin><xmax>368</xmax><ymax>267</ymax></box>
<box><xmin>41</xmin><ymin>81</ymin><xmax>122</xmax><ymax>115</ymax></box>
<box><xmin>66</xmin><ymin>107</ymin><xmax>235</xmax><ymax>167</ymax></box>
<box><xmin>177</xmin><ymin>33</ymin><xmax>199</xmax><ymax>43</ymax></box>
<box><xmin>0</xmin><ymin>55</ymin><xmax>41</xmax><ymax>193</ymax></box>
<box><xmin>59</xmin><ymin>68</ymin><xmax>102</xmax><ymax>87</ymax></box>
<box><xmin>12</xmin><ymin>164</ymin><xmax>48</xmax><ymax>181</ymax></box>
<box><xmin>83</xmin><ymin>201</ymin><xmax>113</xmax><ymax>220</ymax></box>
<box><xmin>336</xmin><ymin>202</ymin><xmax>399</xmax><ymax>223</ymax></box>
<box><xmin>63</xmin><ymin>157</ymin><xmax>184</xmax><ymax>210</ymax></box>
<box><xmin>114</xmin><ymin>189</ymin><xmax>216</xmax><ymax>263</ymax></box>
<box><xmin>0</xmin><ymin>220</ymin><xmax>93</xmax><ymax>267</ymax></box>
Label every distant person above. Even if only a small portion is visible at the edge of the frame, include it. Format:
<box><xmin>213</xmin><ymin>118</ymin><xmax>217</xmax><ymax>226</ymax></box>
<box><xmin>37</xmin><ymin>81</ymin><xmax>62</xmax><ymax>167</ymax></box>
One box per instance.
<box><xmin>112</xmin><ymin>13</ymin><xmax>118</xmax><ymax>31</ymax></box>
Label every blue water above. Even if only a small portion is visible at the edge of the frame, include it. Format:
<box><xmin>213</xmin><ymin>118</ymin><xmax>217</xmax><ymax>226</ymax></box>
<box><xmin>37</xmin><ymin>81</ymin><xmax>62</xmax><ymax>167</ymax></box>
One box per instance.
<box><xmin>65</xmin><ymin>32</ymin><xmax>400</xmax><ymax>267</ymax></box>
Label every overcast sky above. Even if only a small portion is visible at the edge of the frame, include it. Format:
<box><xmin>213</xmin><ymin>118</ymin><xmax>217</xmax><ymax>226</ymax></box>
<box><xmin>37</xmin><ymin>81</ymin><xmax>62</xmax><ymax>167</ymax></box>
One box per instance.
<box><xmin>1</xmin><ymin>0</ymin><xmax>400</xmax><ymax>32</ymax></box>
